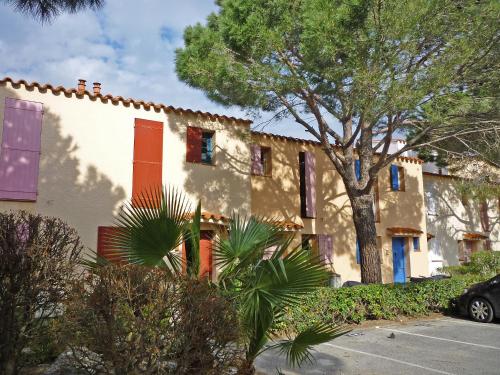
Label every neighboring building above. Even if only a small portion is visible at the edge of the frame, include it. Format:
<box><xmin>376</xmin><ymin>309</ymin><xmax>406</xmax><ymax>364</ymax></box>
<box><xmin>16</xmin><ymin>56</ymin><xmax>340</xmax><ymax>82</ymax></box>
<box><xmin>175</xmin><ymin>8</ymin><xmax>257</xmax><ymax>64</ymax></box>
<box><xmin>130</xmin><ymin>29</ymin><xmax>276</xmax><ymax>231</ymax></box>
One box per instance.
<box><xmin>250</xmin><ymin>132</ymin><xmax>430</xmax><ymax>284</ymax></box>
<box><xmin>423</xmin><ymin>167</ymin><xmax>500</xmax><ymax>275</ymax></box>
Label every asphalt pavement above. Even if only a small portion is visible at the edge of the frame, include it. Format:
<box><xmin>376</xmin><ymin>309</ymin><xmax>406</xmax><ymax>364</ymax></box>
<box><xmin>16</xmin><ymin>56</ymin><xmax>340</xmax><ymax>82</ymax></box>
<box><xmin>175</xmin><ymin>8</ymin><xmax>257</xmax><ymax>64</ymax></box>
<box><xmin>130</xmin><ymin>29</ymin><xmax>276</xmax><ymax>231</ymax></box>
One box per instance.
<box><xmin>255</xmin><ymin>317</ymin><xmax>500</xmax><ymax>375</ymax></box>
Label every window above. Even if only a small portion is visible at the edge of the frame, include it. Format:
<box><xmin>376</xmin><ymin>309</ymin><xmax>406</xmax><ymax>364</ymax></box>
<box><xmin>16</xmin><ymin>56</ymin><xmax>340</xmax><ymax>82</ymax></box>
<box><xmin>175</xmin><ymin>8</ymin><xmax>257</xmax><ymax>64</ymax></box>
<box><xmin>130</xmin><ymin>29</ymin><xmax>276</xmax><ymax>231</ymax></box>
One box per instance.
<box><xmin>186</xmin><ymin>126</ymin><xmax>215</xmax><ymax>165</ymax></box>
<box><xmin>299</xmin><ymin>151</ymin><xmax>316</xmax><ymax>218</ymax></box>
<box><xmin>0</xmin><ymin>98</ymin><xmax>43</xmax><ymax>201</ymax></box>
<box><xmin>413</xmin><ymin>237</ymin><xmax>420</xmax><ymax>251</ymax></box>
<box><xmin>132</xmin><ymin>119</ymin><xmax>163</xmax><ymax>207</ymax></box>
<box><xmin>201</xmin><ymin>131</ymin><xmax>214</xmax><ymax>164</ymax></box>
<box><xmin>301</xmin><ymin>234</ymin><xmax>318</xmax><ymax>256</ymax></box>
<box><xmin>261</xmin><ymin>147</ymin><xmax>272</xmax><ymax>175</ymax></box>
<box><xmin>390</xmin><ymin>164</ymin><xmax>405</xmax><ymax>191</ymax></box>
<box><xmin>251</xmin><ymin>145</ymin><xmax>272</xmax><ymax>176</ymax></box>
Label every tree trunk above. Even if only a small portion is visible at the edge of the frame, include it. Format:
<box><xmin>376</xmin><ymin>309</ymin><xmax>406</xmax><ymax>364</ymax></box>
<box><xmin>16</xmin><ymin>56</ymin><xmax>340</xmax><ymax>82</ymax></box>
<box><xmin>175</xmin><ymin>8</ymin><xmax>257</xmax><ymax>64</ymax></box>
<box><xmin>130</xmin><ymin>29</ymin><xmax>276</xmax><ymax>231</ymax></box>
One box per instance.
<box><xmin>351</xmin><ymin>194</ymin><xmax>382</xmax><ymax>284</ymax></box>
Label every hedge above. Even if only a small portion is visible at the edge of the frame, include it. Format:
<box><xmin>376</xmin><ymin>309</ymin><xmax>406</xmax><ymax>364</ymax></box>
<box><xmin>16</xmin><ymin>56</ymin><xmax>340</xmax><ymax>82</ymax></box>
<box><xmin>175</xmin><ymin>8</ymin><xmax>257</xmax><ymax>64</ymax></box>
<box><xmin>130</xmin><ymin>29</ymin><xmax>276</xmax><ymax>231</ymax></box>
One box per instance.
<box><xmin>281</xmin><ymin>275</ymin><xmax>487</xmax><ymax>333</ymax></box>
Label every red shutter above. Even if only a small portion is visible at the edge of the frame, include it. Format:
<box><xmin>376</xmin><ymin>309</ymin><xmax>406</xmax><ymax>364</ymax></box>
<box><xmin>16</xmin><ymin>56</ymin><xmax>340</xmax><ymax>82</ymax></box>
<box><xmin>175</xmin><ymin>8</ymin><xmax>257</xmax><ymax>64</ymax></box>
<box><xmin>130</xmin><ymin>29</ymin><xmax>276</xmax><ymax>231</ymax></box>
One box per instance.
<box><xmin>0</xmin><ymin>98</ymin><xmax>43</xmax><ymax>201</ymax></box>
<box><xmin>132</xmin><ymin>119</ymin><xmax>163</xmax><ymax>207</ymax></box>
<box><xmin>97</xmin><ymin>226</ymin><xmax>125</xmax><ymax>264</ymax></box>
<box><xmin>304</xmin><ymin>151</ymin><xmax>316</xmax><ymax>218</ymax></box>
<box><xmin>186</xmin><ymin>126</ymin><xmax>202</xmax><ymax>163</ymax></box>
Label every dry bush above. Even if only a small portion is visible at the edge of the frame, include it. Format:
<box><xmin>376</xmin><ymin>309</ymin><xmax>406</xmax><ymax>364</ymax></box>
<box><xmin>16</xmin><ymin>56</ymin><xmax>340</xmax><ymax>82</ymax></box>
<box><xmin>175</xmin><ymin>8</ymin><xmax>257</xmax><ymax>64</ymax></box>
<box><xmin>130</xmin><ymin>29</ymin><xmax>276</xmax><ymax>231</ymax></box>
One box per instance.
<box><xmin>0</xmin><ymin>211</ymin><xmax>83</xmax><ymax>375</ymax></box>
<box><xmin>60</xmin><ymin>265</ymin><xmax>243</xmax><ymax>374</ymax></box>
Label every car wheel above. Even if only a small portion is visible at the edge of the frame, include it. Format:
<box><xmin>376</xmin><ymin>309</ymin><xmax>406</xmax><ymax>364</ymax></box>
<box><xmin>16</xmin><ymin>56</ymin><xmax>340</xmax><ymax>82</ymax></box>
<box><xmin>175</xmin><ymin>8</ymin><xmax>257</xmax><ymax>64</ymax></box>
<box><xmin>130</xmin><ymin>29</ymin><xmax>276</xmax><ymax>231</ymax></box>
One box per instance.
<box><xmin>469</xmin><ymin>297</ymin><xmax>494</xmax><ymax>323</ymax></box>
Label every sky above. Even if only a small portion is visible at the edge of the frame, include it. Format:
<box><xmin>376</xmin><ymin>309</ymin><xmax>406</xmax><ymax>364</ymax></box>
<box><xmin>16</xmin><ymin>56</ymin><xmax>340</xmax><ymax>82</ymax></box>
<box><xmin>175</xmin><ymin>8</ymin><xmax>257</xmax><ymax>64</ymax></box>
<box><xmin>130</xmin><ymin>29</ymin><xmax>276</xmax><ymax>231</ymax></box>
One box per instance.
<box><xmin>0</xmin><ymin>0</ymin><xmax>313</xmax><ymax>139</ymax></box>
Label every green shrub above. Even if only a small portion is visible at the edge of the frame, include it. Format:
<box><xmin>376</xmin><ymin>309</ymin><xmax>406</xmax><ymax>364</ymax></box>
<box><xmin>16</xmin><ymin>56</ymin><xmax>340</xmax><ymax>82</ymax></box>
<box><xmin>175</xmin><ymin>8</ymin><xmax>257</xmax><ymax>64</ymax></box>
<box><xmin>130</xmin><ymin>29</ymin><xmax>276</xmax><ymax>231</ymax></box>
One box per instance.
<box><xmin>281</xmin><ymin>275</ymin><xmax>486</xmax><ymax>333</ymax></box>
<box><xmin>59</xmin><ymin>265</ymin><xmax>243</xmax><ymax>375</ymax></box>
<box><xmin>0</xmin><ymin>211</ymin><xmax>83</xmax><ymax>375</ymax></box>
<box><xmin>442</xmin><ymin>251</ymin><xmax>500</xmax><ymax>277</ymax></box>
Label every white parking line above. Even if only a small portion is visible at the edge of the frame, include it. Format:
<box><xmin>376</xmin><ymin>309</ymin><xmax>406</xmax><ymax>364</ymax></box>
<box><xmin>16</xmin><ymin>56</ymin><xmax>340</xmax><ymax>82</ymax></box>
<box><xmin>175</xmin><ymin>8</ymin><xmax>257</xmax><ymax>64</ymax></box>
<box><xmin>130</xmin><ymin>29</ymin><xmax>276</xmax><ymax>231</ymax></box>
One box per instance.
<box><xmin>378</xmin><ymin>327</ymin><xmax>500</xmax><ymax>350</ymax></box>
<box><xmin>441</xmin><ymin>318</ymin><xmax>500</xmax><ymax>329</ymax></box>
<box><xmin>323</xmin><ymin>343</ymin><xmax>456</xmax><ymax>375</ymax></box>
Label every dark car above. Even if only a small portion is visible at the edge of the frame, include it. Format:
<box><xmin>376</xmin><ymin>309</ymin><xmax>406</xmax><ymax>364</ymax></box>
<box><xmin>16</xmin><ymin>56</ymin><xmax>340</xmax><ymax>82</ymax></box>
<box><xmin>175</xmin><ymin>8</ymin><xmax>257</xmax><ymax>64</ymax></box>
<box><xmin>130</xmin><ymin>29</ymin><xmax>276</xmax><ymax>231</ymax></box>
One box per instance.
<box><xmin>456</xmin><ymin>274</ymin><xmax>500</xmax><ymax>323</ymax></box>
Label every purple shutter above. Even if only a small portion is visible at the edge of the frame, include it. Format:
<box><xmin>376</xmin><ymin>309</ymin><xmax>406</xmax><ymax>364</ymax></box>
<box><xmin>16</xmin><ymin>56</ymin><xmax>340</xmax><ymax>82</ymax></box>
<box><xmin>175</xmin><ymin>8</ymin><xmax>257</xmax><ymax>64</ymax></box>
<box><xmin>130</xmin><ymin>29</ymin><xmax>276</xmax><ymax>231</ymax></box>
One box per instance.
<box><xmin>318</xmin><ymin>234</ymin><xmax>333</xmax><ymax>264</ymax></box>
<box><xmin>0</xmin><ymin>98</ymin><xmax>43</xmax><ymax>201</ymax></box>
<box><xmin>251</xmin><ymin>144</ymin><xmax>263</xmax><ymax>175</ymax></box>
<box><xmin>304</xmin><ymin>151</ymin><xmax>316</xmax><ymax>217</ymax></box>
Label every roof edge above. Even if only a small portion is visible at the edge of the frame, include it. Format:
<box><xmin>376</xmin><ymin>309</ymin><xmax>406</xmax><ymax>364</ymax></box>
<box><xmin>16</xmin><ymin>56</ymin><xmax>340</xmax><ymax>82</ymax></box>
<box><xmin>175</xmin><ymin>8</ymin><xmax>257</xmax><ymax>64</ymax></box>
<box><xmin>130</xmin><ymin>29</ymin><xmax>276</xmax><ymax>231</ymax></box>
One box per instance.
<box><xmin>251</xmin><ymin>131</ymin><xmax>424</xmax><ymax>164</ymax></box>
<box><xmin>1</xmin><ymin>76</ymin><xmax>252</xmax><ymax>125</ymax></box>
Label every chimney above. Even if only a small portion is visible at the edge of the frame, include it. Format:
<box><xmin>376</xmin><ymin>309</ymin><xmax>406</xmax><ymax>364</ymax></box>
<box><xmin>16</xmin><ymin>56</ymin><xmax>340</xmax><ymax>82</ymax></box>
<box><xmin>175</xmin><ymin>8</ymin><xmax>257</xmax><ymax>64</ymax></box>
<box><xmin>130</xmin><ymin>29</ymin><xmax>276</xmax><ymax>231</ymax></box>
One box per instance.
<box><xmin>77</xmin><ymin>79</ymin><xmax>86</xmax><ymax>94</ymax></box>
<box><xmin>93</xmin><ymin>82</ymin><xmax>101</xmax><ymax>95</ymax></box>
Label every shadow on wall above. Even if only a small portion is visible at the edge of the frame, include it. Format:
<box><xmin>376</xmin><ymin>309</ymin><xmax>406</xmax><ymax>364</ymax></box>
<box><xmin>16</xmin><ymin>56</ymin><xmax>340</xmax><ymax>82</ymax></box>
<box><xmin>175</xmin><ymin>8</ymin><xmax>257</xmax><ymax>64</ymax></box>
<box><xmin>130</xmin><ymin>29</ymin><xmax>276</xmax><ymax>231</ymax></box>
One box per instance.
<box><xmin>426</xmin><ymin>179</ymin><xmax>499</xmax><ymax>265</ymax></box>
<box><xmin>250</xmin><ymin>138</ymin><xmax>360</xmax><ymax>267</ymax></box>
<box><xmin>168</xmin><ymin>113</ymin><xmax>251</xmax><ymax>216</ymax></box>
<box><xmin>0</xmin><ymin>86</ymin><xmax>126</xmax><ymax>250</ymax></box>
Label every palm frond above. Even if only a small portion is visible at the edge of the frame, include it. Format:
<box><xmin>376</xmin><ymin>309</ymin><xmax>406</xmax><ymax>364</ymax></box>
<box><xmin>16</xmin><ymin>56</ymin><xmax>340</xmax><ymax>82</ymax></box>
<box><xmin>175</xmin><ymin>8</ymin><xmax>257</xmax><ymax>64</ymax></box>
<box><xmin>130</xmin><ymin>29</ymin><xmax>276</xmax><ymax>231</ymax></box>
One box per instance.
<box><xmin>214</xmin><ymin>213</ymin><xmax>284</xmax><ymax>282</ymax></box>
<box><xmin>273</xmin><ymin>324</ymin><xmax>350</xmax><ymax>368</ymax></box>
<box><xmin>105</xmin><ymin>186</ymin><xmax>192</xmax><ymax>271</ymax></box>
<box><xmin>241</xmin><ymin>247</ymin><xmax>329</xmax><ymax>329</ymax></box>
<box><xmin>184</xmin><ymin>200</ymin><xmax>201</xmax><ymax>277</ymax></box>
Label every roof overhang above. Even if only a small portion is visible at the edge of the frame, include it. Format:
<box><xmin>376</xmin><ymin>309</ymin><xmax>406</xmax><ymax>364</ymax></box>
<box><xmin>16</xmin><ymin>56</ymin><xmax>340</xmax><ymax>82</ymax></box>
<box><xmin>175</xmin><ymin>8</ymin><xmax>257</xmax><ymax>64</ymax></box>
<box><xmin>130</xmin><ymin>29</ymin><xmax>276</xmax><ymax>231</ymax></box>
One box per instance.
<box><xmin>462</xmin><ymin>232</ymin><xmax>489</xmax><ymax>241</ymax></box>
<box><xmin>387</xmin><ymin>227</ymin><xmax>423</xmax><ymax>237</ymax></box>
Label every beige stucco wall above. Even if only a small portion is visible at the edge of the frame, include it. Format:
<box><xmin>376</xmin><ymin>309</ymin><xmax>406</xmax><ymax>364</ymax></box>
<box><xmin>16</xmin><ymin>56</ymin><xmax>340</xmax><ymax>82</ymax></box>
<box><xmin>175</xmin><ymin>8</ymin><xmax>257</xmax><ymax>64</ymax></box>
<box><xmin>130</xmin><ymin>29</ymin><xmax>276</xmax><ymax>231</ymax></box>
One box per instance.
<box><xmin>424</xmin><ymin>173</ymin><xmax>500</xmax><ymax>274</ymax></box>
<box><xmin>0</xmin><ymin>81</ymin><xmax>252</xmax><ymax>253</ymax></box>
<box><xmin>251</xmin><ymin>133</ymin><xmax>430</xmax><ymax>283</ymax></box>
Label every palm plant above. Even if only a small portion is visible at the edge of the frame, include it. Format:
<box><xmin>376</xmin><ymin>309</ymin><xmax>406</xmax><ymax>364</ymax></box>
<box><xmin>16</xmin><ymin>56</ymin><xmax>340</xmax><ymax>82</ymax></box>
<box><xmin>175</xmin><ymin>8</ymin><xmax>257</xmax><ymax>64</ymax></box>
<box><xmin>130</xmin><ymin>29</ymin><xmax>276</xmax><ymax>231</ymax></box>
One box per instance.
<box><xmin>102</xmin><ymin>188</ymin><xmax>347</xmax><ymax>372</ymax></box>
<box><xmin>100</xmin><ymin>187</ymin><xmax>201</xmax><ymax>277</ymax></box>
<box><xmin>215</xmin><ymin>215</ymin><xmax>348</xmax><ymax>374</ymax></box>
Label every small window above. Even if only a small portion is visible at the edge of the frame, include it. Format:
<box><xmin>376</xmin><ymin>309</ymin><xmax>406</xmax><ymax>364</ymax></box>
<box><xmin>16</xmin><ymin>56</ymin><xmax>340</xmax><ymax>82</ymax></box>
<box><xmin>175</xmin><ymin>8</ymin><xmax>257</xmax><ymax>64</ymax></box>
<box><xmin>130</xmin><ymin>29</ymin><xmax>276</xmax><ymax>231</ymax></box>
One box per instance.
<box><xmin>261</xmin><ymin>147</ymin><xmax>272</xmax><ymax>176</ymax></box>
<box><xmin>301</xmin><ymin>234</ymin><xmax>318</xmax><ymax>256</ymax></box>
<box><xmin>201</xmin><ymin>131</ymin><xmax>214</xmax><ymax>164</ymax></box>
<box><xmin>390</xmin><ymin>165</ymin><xmax>405</xmax><ymax>191</ymax></box>
<box><xmin>413</xmin><ymin>237</ymin><xmax>420</xmax><ymax>251</ymax></box>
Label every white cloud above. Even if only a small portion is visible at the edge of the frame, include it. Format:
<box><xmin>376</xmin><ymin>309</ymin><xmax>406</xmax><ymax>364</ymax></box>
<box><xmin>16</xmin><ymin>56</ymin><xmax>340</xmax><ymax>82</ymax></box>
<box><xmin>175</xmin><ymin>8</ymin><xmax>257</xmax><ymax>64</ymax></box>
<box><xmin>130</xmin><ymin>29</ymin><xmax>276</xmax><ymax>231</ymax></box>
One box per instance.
<box><xmin>0</xmin><ymin>0</ymin><xmax>314</xmax><ymax>139</ymax></box>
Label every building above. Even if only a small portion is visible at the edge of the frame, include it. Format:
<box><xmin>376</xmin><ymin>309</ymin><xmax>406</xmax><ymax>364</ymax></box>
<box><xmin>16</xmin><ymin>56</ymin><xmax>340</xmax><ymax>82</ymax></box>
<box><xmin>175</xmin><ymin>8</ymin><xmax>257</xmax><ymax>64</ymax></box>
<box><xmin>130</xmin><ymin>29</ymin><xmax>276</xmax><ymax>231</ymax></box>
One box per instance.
<box><xmin>250</xmin><ymin>132</ymin><xmax>429</xmax><ymax>283</ymax></box>
<box><xmin>0</xmin><ymin>77</ymin><xmax>253</xmax><ymax>281</ymax></box>
<box><xmin>3</xmin><ymin>76</ymin><xmax>494</xmax><ymax>284</ymax></box>
<box><xmin>423</xmin><ymin>164</ymin><xmax>500</xmax><ymax>274</ymax></box>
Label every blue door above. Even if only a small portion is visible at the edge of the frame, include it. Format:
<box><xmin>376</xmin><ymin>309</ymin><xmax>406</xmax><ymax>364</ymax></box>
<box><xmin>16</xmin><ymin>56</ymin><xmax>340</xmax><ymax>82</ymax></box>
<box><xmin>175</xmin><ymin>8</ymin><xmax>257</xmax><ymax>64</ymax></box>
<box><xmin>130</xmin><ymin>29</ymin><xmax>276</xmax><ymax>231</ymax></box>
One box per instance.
<box><xmin>392</xmin><ymin>237</ymin><xmax>406</xmax><ymax>283</ymax></box>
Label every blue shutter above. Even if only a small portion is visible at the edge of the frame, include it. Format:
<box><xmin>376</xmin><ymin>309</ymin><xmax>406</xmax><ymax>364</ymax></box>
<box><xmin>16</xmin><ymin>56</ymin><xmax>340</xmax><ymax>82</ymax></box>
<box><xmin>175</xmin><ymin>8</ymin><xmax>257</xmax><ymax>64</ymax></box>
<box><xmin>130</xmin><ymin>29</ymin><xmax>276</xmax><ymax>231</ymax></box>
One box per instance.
<box><xmin>390</xmin><ymin>165</ymin><xmax>399</xmax><ymax>191</ymax></box>
<box><xmin>356</xmin><ymin>238</ymin><xmax>361</xmax><ymax>264</ymax></box>
<box><xmin>413</xmin><ymin>237</ymin><xmax>420</xmax><ymax>251</ymax></box>
<box><xmin>355</xmin><ymin>160</ymin><xmax>361</xmax><ymax>181</ymax></box>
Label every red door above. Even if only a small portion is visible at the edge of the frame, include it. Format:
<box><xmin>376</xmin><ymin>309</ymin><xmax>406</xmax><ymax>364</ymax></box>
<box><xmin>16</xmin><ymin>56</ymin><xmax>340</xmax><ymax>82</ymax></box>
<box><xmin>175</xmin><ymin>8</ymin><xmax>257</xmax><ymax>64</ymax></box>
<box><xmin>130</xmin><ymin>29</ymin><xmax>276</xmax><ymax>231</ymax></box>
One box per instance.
<box><xmin>182</xmin><ymin>230</ymin><xmax>213</xmax><ymax>278</ymax></box>
<box><xmin>199</xmin><ymin>231</ymin><xmax>213</xmax><ymax>278</ymax></box>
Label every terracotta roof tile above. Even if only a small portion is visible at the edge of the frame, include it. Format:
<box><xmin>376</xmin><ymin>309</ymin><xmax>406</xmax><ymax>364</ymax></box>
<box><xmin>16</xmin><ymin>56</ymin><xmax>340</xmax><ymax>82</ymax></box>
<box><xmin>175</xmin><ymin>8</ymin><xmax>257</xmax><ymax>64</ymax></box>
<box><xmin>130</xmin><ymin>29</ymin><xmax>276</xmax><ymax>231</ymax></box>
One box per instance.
<box><xmin>1</xmin><ymin>77</ymin><xmax>252</xmax><ymax>125</ymax></box>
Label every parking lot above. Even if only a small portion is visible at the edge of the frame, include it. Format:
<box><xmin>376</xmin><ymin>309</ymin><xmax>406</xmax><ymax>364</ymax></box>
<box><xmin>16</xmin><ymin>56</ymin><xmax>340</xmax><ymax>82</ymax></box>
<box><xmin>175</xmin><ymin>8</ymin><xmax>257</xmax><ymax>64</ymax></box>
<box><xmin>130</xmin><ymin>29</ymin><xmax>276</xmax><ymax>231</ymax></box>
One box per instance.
<box><xmin>256</xmin><ymin>317</ymin><xmax>500</xmax><ymax>375</ymax></box>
